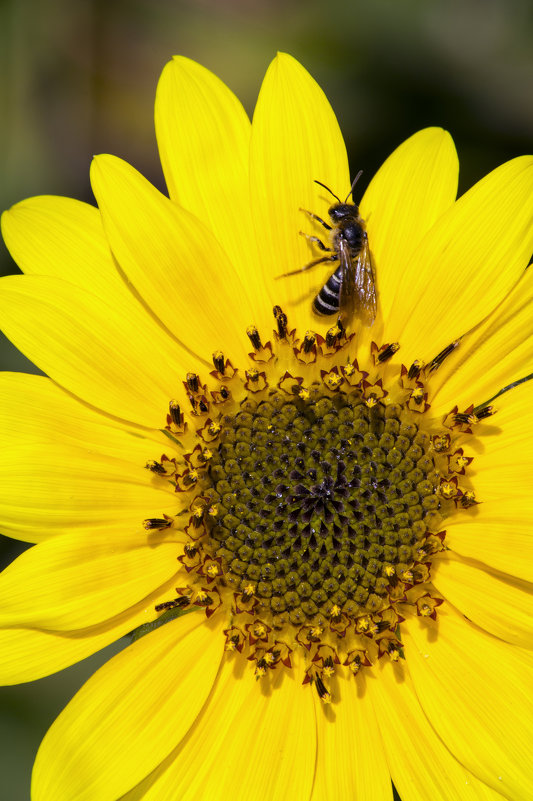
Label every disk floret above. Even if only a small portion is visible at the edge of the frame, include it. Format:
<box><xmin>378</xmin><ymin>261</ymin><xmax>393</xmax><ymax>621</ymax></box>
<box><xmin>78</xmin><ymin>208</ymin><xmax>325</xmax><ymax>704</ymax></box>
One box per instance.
<box><xmin>143</xmin><ymin>311</ymin><xmax>486</xmax><ymax>700</ymax></box>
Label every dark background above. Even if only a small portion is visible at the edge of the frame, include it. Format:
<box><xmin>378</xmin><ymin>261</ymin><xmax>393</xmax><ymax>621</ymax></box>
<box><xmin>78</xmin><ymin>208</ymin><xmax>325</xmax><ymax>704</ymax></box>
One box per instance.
<box><xmin>1</xmin><ymin>0</ymin><xmax>532</xmax><ymax>797</ymax></box>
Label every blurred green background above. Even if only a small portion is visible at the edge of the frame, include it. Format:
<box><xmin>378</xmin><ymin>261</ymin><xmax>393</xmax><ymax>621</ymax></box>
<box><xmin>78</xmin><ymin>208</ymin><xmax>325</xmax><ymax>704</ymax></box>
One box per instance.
<box><xmin>1</xmin><ymin>0</ymin><xmax>532</xmax><ymax>797</ymax></box>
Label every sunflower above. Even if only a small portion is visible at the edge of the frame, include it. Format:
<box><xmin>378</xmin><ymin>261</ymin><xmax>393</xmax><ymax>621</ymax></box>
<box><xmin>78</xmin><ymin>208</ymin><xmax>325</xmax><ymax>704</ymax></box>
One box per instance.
<box><xmin>1</xmin><ymin>52</ymin><xmax>532</xmax><ymax>801</ymax></box>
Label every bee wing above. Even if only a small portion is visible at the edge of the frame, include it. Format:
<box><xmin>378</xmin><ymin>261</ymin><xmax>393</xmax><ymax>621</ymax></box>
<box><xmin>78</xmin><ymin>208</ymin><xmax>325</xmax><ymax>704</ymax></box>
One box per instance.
<box><xmin>337</xmin><ymin>237</ymin><xmax>357</xmax><ymax>325</ymax></box>
<box><xmin>353</xmin><ymin>233</ymin><xmax>377</xmax><ymax>326</ymax></box>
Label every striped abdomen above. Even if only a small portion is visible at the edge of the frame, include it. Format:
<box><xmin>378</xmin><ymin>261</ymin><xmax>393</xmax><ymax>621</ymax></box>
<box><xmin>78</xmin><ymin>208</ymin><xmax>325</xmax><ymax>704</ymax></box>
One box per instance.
<box><xmin>313</xmin><ymin>264</ymin><xmax>343</xmax><ymax>316</ymax></box>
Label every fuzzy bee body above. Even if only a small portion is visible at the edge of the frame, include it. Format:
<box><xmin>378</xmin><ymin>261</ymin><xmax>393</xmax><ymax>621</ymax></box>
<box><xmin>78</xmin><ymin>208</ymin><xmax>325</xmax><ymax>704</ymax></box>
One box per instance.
<box><xmin>279</xmin><ymin>174</ymin><xmax>377</xmax><ymax>328</ymax></box>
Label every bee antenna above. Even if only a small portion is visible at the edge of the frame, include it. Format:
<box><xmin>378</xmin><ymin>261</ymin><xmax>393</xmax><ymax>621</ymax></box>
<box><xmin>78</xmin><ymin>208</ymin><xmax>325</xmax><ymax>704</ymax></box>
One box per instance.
<box><xmin>314</xmin><ymin>180</ymin><xmax>341</xmax><ymax>203</ymax></box>
<box><xmin>344</xmin><ymin>170</ymin><xmax>363</xmax><ymax>203</ymax></box>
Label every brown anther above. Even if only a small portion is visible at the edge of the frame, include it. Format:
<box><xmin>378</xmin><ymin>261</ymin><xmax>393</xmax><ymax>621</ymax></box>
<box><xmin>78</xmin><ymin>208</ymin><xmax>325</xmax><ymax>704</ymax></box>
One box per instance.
<box><xmin>186</xmin><ymin>372</ymin><xmax>200</xmax><ymax>393</ymax></box>
<box><xmin>143</xmin><ymin>517</ymin><xmax>171</xmax><ymax>530</ymax></box>
<box><xmin>315</xmin><ymin>675</ymin><xmax>332</xmax><ymax>703</ymax></box>
<box><xmin>212</xmin><ymin>351</ymin><xmax>226</xmax><ymax>374</ymax></box>
<box><xmin>427</xmin><ymin>340</ymin><xmax>460</xmax><ymax>373</ymax></box>
<box><xmin>273</xmin><ymin>306</ymin><xmax>288</xmax><ymax>339</ymax></box>
<box><xmin>460</xmin><ymin>490</ymin><xmax>478</xmax><ymax>508</ymax></box>
<box><xmin>145</xmin><ymin>460</ymin><xmax>166</xmax><ymax>475</ymax></box>
<box><xmin>184</xmin><ymin>543</ymin><xmax>198</xmax><ymax>557</ymax></box>
<box><xmin>168</xmin><ymin>400</ymin><xmax>182</xmax><ymax>426</ymax></box>
<box><xmin>302</xmin><ymin>331</ymin><xmax>316</xmax><ymax>353</ymax></box>
<box><xmin>246</xmin><ymin>326</ymin><xmax>262</xmax><ymax>351</ymax></box>
<box><xmin>377</xmin><ymin>342</ymin><xmax>400</xmax><ymax>363</ymax></box>
<box><xmin>326</xmin><ymin>324</ymin><xmax>341</xmax><ymax>348</ymax></box>
<box><xmin>155</xmin><ymin>596</ymin><xmax>190</xmax><ymax>612</ymax></box>
<box><xmin>408</xmin><ymin>359</ymin><xmax>424</xmax><ymax>380</ymax></box>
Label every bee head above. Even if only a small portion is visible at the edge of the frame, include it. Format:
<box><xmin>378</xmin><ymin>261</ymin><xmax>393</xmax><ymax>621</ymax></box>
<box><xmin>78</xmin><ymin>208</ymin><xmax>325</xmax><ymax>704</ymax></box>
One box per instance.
<box><xmin>329</xmin><ymin>203</ymin><xmax>358</xmax><ymax>222</ymax></box>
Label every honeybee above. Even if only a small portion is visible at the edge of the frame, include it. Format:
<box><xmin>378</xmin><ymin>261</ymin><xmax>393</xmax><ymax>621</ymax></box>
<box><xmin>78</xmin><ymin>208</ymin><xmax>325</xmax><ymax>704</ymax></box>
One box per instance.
<box><xmin>280</xmin><ymin>172</ymin><xmax>377</xmax><ymax>328</ymax></box>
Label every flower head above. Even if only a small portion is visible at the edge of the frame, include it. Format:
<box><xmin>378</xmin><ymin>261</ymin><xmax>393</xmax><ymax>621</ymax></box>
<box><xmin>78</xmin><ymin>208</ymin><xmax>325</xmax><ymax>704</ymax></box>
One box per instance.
<box><xmin>1</xmin><ymin>53</ymin><xmax>532</xmax><ymax>801</ymax></box>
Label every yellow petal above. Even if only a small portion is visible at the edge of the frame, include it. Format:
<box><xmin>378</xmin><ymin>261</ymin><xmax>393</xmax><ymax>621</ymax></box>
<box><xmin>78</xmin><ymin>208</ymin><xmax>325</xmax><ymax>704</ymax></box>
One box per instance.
<box><xmin>1</xmin><ymin>196</ymin><xmax>198</xmax><ymax>380</ymax></box>
<box><xmin>388</xmin><ymin>156</ymin><xmax>533</xmax><ymax>366</ymax></box>
<box><xmin>465</xmin><ymin>380</ymin><xmax>533</xmax><ymax>500</ymax></box>
<box><xmin>367</xmin><ymin>660</ymin><xmax>502</xmax><ymax>801</ymax></box>
<box><xmin>432</xmin><ymin>552</ymin><xmax>533</xmax><ymax>648</ymax></box>
<box><xmin>0</xmin><ymin>372</ymin><xmax>169</xmax><ymax>457</ymax></box>
<box><xmin>250</xmin><ymin>52</ymin><xmax>350</xmax><ymax>334</ymax></box>
<box><xmin>32</xmin><ymin>612</ymin><xmax>224</xmax><ymax>801</ymax></box>
<box><xmin>430</xmin><ymin>267</ymin><xmax>533</xmax><ymax>416</ymax></box>
<box><xmin>403</xmin><ymin>604</ymin><xmax>533</xmax><ymax>800</ymax></box>
<box><xmin>0</xmin><ymin>274</ymin><xmax>192</xmax><ymax>428</ymax></box>
<box><xmin>155</xmin><ymin>58</ymin><xmax>262</xmax><ymax>311</ymax></box>
<box><xmin>0</xmin><ymin>441</ymin><xmax>177</xmax><ymax>543</ymax></box>
<box><xmin>122</xmin><ymin>653</ymin><xmax>316</xmax><ymax>801</ymax></box>
<box><xmin>445</xmin><ymin>499</ymin><xmax>533</xmax><ymax>583</ymax></box>
<box><xmin>311</xmin><ymin>672</ymin><xmax>392</xmax><ymax>801</ymax></box>
<box><xmin>360</xmin><ymin>127</ymin><xmax>458</xmax><ymax>325</ymax></box>
<box><xmin>0</xmin><ymin>583</ymin><xmax>180</xmax><ymax>684</ymax></box>
<box><xmin>2</xmin><ymin>195</ymin><xmax>125</xmax><ymax>298</ymax></box>
<box><xmin>0</xmin><ymin>529</ymin><xmax>183</xmax><ymax>630</ymax></box>
<box><xmin>90</xmin><ymin>154</ymin><xmax>252</xmax><ymax>363</ymax></box>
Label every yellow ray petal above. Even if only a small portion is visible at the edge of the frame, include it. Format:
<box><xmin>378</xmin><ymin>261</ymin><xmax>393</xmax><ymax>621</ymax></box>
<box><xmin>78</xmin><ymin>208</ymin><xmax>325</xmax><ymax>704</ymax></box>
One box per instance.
<box><xmin>311</xmin><ymin>672</ymin><xmax>392</xmax><ymax>801</ymax></box>
<box><xmin>403</xmin><ymin>604</ymin><xmax>533</xmax><ymax>800</ymax></box>
<box><xmin>445</xmin><ymin>499</ymin><xmax>533</xmax><ymax>583</ymax></box>
<box><xmin>0</xmin><ymin>441</ymin><xmax>177</xmax><ymax>543</ymax></box>
<box><xmin>0</xmin><ymin>529</ymin><xmax>183</xmax><ymax>630</ymax></box>
<box><xmin>250</xmin><ymin>52</ymin><xmax>350</xmax><ymax>334</ymax></box>
<box><xmin>387</xmin><ymin>156</ymin><xmax>533</xmax><ymax>366</ymax></box>
<box><xmin>0</xmin><ymin>274</ymin><xmax>193</xmax><ymax>428</ymax></box>
<box><xmin>367</xmin><ymin>660</ymin><xmax>503</xmax><ymax>801</ymax></box>
<box><xmin>90</xmin><ymin>154</ymin><xmax>252</xmax><ymax>364</ymax></box>
<box><xmin>432</xmin><ymin>553</ymin><xmax>533</xmax><ymax>648</ymax></box>
<box><xmin>155</xmin><ymin>58</ymin><xmax>263</xmax><ymax>318</ymax></box>
<box><xmin>429</xmin><ymin>267</ymin><xmax>533</xmax><ymax>416</ymax></box>
<box><xmin>123</xmin><ymin>653</ymin><xmax>316</xmax><ymax>801</ymax></box>
<box><xmin>0</xmin><ymin>582</ymin><xmax>182</xmax><ymax>684</ymax></box>
<box><xmin>1</xmin><ymin>196</ymin><xmax>199</xmax><ymax>377</ymax></box>
<box><xmin>32</xmin><ymin>612</ymin><xmax>224</xmax><ymax>801</ymax></box>
<box><xmin>117</xmin><ymin>653</ymin><xmax>254</xmax><ymax>801</ymax></box>
<box><xmin>2</xmin><ymin>195</ymin><xmax>125</xmax><ymax>297</ymax></box>
<box><xmin>0</xmin><ymin>372</ymin><xmax>170</xmax><ymax>457</ymax></box>
<box><xmin>360</xmin><ymin>127</ymin><xmax>458</xmax><ymax>325</ymax></box>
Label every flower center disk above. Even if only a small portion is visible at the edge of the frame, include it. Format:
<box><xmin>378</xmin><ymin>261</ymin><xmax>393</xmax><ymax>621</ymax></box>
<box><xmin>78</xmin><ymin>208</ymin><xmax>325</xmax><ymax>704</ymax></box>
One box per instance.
<box><xmin>206</xmin><ymin>390</ymin><xmax>438</xmax><ymax>629</ymax></box>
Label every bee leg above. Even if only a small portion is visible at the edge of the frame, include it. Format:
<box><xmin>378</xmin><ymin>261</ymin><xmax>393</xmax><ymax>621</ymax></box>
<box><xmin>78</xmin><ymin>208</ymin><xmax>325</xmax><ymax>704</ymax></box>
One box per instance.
<box><xmin>299</xmin><ymin>232</ymin><xmax>333</xmax><ymax>252</ymax></box>
<box><xmin>299</xmin><ymin>208</ymin><xmax>332</xmax><ymax>231</ymax></box>
<box><xmin>276</xmin><ymin>254</ymin><xmax>336</xmax><ymax>279</ymax></box>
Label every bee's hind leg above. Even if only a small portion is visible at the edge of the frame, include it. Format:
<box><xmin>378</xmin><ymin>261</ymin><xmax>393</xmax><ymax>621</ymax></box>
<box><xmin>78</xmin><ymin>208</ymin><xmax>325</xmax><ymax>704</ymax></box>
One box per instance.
<box><xmin>299</xmin><ymin>232</ymin><xmax>333</xmax><ymax>252</ymax></box>
<box><xmin>277</xmin><ymin>253</ymin><xmax>336</xmax><ymax>279</ymax></box>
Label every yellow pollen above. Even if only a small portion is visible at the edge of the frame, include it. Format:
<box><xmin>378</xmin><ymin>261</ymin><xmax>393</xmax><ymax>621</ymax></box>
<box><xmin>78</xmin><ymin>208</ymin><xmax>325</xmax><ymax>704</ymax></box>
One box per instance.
<box><xmin>207</xmin><ymin>504</ymin><xmax>219</xmax><ymax>517</ymax></box>
<box><xmin>208</xmin><ymin>422</ymin><xmax>221</xmax><ymax>435</ymax></box>
<box><xmin>440</xmin><ymin>481</ymin><xmax>457</xmax><ymax>499</ymax></box>
<box><xmin>357</xmin><ymin>616</ymin><xmax>371</xmax><ymax>633</ymax></box>
<box><xmin>254</xmin><ymin>623</ymin><xmax>267</xmax><ymax>637</ymax></box>
<box><xmin>243</xmin><ymin>584</ymin><xmax>255</xmax><ymax>596</ymax></box>
<box><xmin>195</xmin><ymin>590</ymin><xmax>209</xmax><ymax>602</ymax></box>
<box><xmin>323</xmin><ymin>664</ymin><xmax>335</xmax><ymax>678</ymax></box>
<box><xmin>255</xmin><ymin>666</ymin><xmax>267</xmax><ymax>679</ymax></box>
<box><xmin>325</xmin><ymin>374</ymin><xmax>342</xmax><ymax>390</ymax></box>
<box><xmin>191</xmin><ymin>503</ymin><xmax>204</xmax><ymax>518</ymax></box>
<box><xmin>401</xmin><ymin>570</ymin><xmax>413</xmax><ymax>583</ymax></box>
<box><xmin>310</xmin><ymin>625</ymin><xmax>323</xmax><ymax>637</ymax></box>
<box><xmin>365</xmin><ymin>394</ymin><xmax>379</xmax><ymax>408</ymax></box>
<box><xmin>298</xmin><ymin>387</ymin><xmax>310</xmax><ymax>400</ymax></box>
<box><xmin>419</xmin><ymin>603</ymin><xmax>432</xmax><ymax>616</ymax></box>
<box><xmin>389</xmin><ymin>648</ymin><xmax>400</xmax><ymax>662</ymax></box>
<box><xmin>206</xmin><ymin>564</ymin><xmax>220</xmax><ymax>577</ymax></box>
<box><xmin>264</xmin><ymin>653</ymin><xmax>276</xmax><ymax>666</ymax></box>
<box><xmin>330</xmin><ymin>604</ymin><xmax>342</xmax><ymax>618</ymax></box>
<box><xmin>384</xmin><ymin>565</ymin><xmax>395</xmax><ymax>577</ymax></box>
